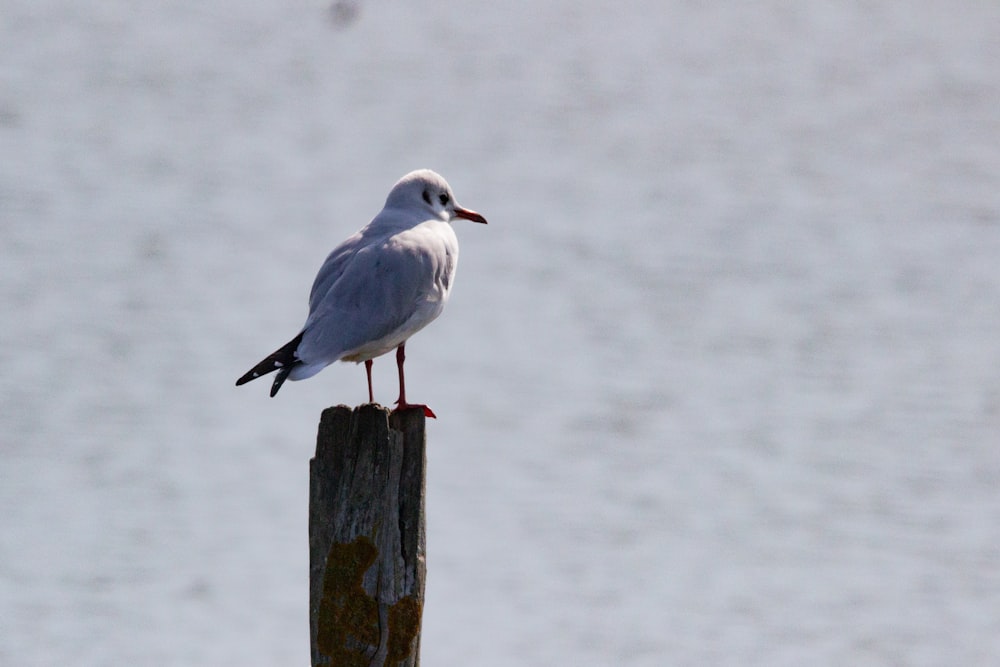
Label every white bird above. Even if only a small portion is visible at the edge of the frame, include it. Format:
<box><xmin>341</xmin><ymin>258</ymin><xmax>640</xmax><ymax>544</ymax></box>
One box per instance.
<box><xmin>236</xmin><ymin>169</ymin><xmax>487</xmax><ymax>417</ymax></box>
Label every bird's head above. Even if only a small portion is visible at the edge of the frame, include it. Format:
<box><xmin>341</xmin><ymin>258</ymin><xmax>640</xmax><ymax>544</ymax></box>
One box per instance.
<box><xmin>385</xmin><ymin>169</ymin><xmax>488</xmax><ymax>225</ymax></box>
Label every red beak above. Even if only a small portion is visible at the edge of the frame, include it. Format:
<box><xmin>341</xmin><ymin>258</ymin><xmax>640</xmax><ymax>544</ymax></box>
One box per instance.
<box><xmin>453</xmin><ymin>206</ymin><xmax>488</xmax><ymax>224</ymax></box>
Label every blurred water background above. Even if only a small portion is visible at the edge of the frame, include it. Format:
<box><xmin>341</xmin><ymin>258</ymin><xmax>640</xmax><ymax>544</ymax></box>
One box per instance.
<box><xmin>2</xmin><ymin>1</ymin><xmax>1000</xmax><ymax>664</ymax></box>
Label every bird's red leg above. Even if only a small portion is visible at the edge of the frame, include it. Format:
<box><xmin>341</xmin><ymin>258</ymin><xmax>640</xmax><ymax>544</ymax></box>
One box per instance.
<box><xmin>392</xmin><ymin>342</ymin><xmax>436</xmax><ymax>418</ymax></box>
<box><xmin>365</xmin><ymin>359</ymin><xmax>374</xmax><ymax>403</ymax></box>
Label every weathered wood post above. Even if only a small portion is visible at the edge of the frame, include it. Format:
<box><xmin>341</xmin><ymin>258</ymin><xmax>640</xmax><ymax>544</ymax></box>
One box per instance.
<box><xmin>309</xmin><ymin>404</ymin><xmax>427</xmax><ymax>667</ymax></box>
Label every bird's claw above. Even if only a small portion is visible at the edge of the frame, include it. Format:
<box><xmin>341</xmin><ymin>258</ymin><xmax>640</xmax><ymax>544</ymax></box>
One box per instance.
<box><xmin>393</xmin><ymin>401</ymin><xmax>437</xmax><ymax>419</ymax></box>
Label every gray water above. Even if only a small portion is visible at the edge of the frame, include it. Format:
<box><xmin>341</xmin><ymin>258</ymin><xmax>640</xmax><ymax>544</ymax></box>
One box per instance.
<box><xmin>3</xmin><ymin>1</ymin><xmax>1000</xmax><ymax>665</ymax></box>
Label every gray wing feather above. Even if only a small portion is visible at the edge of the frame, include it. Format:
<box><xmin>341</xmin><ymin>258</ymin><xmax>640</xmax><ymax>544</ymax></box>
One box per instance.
<box><xmin>297</xmin><ymin>229</ymin><xmax>444</xmax><ymax>364</ymax></box>
<box><xmin>308</xmin><ymin>231</ymin><xmax>364</xmax><ymax>313</ymax></box>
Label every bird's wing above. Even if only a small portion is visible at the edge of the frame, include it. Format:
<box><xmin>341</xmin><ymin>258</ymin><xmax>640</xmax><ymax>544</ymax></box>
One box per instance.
<box><xmin>297</xmin><ymin>224</ymin><xmax>454</xmax><ymax>364</ymax></box>
<box><xmin>307</xmin><ymin>230</ymin><xmax>365</xmax><ymax>314</ymax></box>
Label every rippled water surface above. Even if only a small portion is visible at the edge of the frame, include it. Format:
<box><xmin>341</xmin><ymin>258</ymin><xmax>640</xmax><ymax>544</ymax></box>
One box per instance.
<box><xmin>3</xmin><ymin>1</ymin><xmax>1000</xmax><ymax>664</ymax></box>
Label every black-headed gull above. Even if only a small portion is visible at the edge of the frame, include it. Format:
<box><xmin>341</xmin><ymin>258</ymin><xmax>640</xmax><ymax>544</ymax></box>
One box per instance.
<box><xmin>236</xmin><ymin>169</ymin><xmax>487</xmax><ymax>417</ymax></box>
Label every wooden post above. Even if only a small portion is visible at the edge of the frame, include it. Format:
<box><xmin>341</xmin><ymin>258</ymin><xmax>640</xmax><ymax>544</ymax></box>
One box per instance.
<box><xmin>309</xmin><ymin>404</ymin><xmax>427</xmax><ymax>667</ymax></box>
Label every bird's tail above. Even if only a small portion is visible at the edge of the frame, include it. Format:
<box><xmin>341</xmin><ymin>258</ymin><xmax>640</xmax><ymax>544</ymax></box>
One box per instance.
<box><xmin>235</xmin><ymin>332</ymin><xmax>305</xmax><ymax>397</ymax></box>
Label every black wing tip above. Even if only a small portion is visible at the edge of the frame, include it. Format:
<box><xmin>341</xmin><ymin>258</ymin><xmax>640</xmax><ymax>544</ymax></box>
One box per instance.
<box><xmin>235</xmin><ymin>372</ymin><xmax>256</xmax><ymax>387</ymax></box>
<box><xmin>269</xmin><ymin>367</ymin><xmax>291</xmax><ymax>397</ymax></box>
<box><xmin>236</xmin><ymin>331</ymin><xmax>305</xmax><ymax>393</ymax></box>
<box><xmin>235</xmin><ymin>365</ymin><xmax>270</xmax><ymax>386</ymax></box>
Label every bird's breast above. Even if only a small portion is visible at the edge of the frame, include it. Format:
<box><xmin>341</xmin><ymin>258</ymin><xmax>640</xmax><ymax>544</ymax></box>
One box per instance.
<box><xmin>394</xmin><ymin>221</ymin><xmax>459</xmax><ymax>295</ymax></box>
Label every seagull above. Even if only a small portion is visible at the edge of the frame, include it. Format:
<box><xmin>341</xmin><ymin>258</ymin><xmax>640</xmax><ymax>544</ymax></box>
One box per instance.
<box><xmin>236</xmin><ymin>169</ymin><xmax>487</xmax><ymax>418</ymax></box>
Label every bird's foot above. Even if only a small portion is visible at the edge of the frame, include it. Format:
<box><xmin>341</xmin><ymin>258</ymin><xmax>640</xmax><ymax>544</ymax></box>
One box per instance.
<box><xmin>393</xmin><ymin>400</ymin><xmax>437</xmax><ymax>419</ymax></box>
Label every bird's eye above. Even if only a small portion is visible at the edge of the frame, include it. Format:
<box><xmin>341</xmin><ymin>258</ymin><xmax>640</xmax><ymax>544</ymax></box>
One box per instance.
<box><xmin>422</xmin><ymin>190</ymin><xmax>431</xmax><ymax>205</ymax></box>
<box><xmin>439</xmin><ymin>193</ymin><xmax>450</xmax><ymax>206</ymax></box>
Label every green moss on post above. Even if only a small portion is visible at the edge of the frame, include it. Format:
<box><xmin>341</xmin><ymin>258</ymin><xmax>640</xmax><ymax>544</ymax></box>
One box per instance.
<box><xmin>309</xmin><ymin>405</ymin><xmax>427</xmax><ymax>667</ymax></box>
